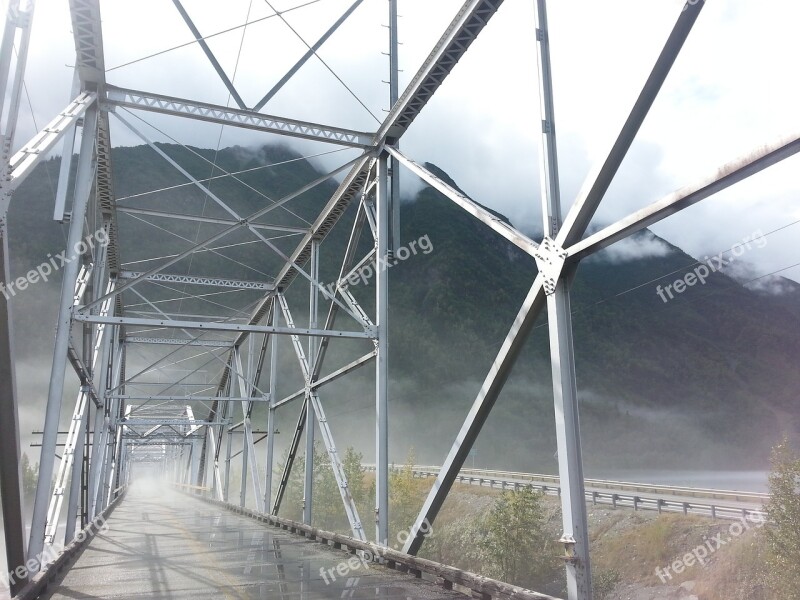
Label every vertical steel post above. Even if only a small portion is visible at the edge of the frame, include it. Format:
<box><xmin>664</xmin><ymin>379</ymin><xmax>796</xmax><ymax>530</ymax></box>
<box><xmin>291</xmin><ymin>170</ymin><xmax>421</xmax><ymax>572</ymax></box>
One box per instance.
<box><xmin>0</xmin><ymin>2</ymin><xmax>35</xmax><ymax>588</ymax></box>
<box><xmin>28</xmin><ymin>103</ymin><xmax>98</xmax><ymax>565</ymax></box>
<box><xmin>0</xmin><ymin>223</ymin><xmax>27</xmax><ymax>594</ymax></box>
<box><xmin>534</xmin><ymin>2</ymin><xmax>591</xmax><ymax>597</ymax></box>
<box><xmin>88</xmin><ymin>324</ymin><xmax>114</xmax><ymax>519</ymax></box>
<box><xmin>64</xmin><ymin>389</ymin><xmax>90</xmax><ymax>543</ymax></box>
<box><xmin>93</xmin><ymin>339</ymin><xmax>121</xmax><ymax>517</ymax></box>
<box><xmin>265</xmin><ymin>308</ymin><xmax>278</xmax><ymax>510</ymax></box>
<box><xmin>224</xmin><ymin>418</ymin><xmax>233</xmax><ymax>502</ymax></box>
<box><xmin>375</xmin><ymin>154</ymin><xmax>390</xmax><ymax>544</ymax></box>
<box><xmin>303</xmin><ymin>241</ymin><xmax>319</xmax><ymax>525</ymax></box>
<box><xmin>388</xmin><ymin>0</ymin><xmax>400</xmax><ymax>252</ymax></box>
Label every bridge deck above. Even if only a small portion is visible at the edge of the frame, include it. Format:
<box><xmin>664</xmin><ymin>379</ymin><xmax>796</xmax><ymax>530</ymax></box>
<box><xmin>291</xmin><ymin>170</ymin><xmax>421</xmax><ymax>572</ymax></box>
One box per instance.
<box><xmin>41</xmin><ymin>485</ymin><xmax>467</xmax><ymax>600</ymax></box>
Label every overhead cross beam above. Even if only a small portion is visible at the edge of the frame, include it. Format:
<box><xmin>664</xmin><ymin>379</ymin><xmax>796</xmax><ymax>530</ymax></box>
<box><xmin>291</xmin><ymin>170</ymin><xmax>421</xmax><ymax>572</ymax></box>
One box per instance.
<box><xmin>104</xmin><ymin>86</ymin><xmax>373</xmax><ymax>148</ymax></box>
<box><xmin>119</xmin><ymin>271</ymin><xmax>274</xmax><ymax>291</ymax></box>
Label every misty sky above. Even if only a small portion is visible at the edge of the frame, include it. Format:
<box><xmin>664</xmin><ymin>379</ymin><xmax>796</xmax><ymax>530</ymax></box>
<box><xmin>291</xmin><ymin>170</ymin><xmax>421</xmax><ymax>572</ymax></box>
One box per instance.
<box><xmin>12</xmin><ymin>0</ymin><xmax>800</xmax><ymax>284</ymax></box>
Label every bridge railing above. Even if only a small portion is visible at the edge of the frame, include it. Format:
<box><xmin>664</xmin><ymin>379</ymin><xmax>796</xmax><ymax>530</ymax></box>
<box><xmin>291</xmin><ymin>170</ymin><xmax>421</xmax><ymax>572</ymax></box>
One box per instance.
<box><xmin>182</xmin><ymin>487</ymin><xmax>562</xmax><ymax>600</ymax></box>
<box><xmin>14</xmin><ymin>487</ymin><xmax>127</xmax><ymax>600</ymax></box>
<box><xmin>364</xmin><ymin>465</ymin><xmax>769</xmax><ymax>522</ymax></box>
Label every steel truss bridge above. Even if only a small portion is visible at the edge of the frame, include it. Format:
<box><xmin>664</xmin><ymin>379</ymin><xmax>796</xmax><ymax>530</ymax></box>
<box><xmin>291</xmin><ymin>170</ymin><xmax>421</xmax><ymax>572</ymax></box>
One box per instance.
<box><xmin>0</xmin><ymin>0</ymin><xmax>795</xmax><ymax>599</ymax></box>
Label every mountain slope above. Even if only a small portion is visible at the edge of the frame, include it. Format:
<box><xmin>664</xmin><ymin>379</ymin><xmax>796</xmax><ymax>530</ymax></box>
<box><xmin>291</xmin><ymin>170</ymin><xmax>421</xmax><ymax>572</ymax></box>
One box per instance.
<box><xmin>7</xmin><ymin>143</ymin><xmax>800</xmax><ymax>472</ymax></box>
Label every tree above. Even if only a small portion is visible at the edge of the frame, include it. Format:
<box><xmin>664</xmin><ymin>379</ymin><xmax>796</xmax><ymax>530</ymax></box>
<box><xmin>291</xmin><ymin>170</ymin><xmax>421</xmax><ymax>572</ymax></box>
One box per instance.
<box><xmin>480</xmin><ymin>487</ymin><xmax>555</xmax><ymax>588</ymax></box>
<box><xmin>21</xmin><ymin>453</ymin><xmax>38</xmax><ymax>502</ymax></box>
<box><xmin>390</xmin><ymin>448</ymin><xmax>419</xmax><ymax>544</ymax></box>
<box><xmin>342</xmin><ymin>447</ymin><xmax>370</xmax><ymax>520</ymax></box>
<box><xmin>764</xmin><ymin>436</ymin><xmax>800</xmax><ymax>599</ymax></box>
<box><xmin>275</xmin><ymin>447</ymin><xmax>305</xmax><ymax>522</ymax></box>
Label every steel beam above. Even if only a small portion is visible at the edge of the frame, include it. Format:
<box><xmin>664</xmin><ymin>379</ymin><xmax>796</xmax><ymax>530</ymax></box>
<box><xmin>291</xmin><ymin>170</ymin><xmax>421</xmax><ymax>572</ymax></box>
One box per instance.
<box><xmin>234</xmin><ymin>350</ymin><xmax>264</xmax><ymax>511</ymax></box>
<box><xmin>28</xmin><ymin>104</ymin><xmax>98</xmax><ymax>566</ymax></box>
<box><xmin>387</xmin><ymin>148</ymin><xmax>539</xmax><ymax>256</ymax></box>
<box><xmin>375</xmin><ymin>154</ymin><xmax>389</xmax><ymax>544</ymax></box>
<box><xmin>556</xmin><ymin>1</ymin><xmax>706</xmax><ymax>249</ymax></box>
<box><xmin>265</xmin><ymin>308</ymin><xmax>278</xmax><ymax>510</ymax></box>
<box><xmin>274</xmin><ymin>351</ymin><xmax>376</xmax><ymax>409</ymax></box>
<box><xmin>6</xmin><ymin>92</ymin><xmax>96</xmax><ymax>195</ymax></box>
<box><xmin>111</xmin><ymin>395</ymin><xmax>268</xmax><ymax>403</ymax></box>
<box><xmin>403</xmin><ymin>0</ymin><xmax>707</xmax><ymax>559</ymax></box>
<box><xmin>170</xmin><ymin>0</ymin><xmax>247</xmax><ymax>110</ymax></box>
<box><xmin>72</xmin><ymin>314</ymin><xmax>375</xmax><ymax>339</ymax></box>
<box><xmin>125</xmin><ymin>336</ymin><xmax>234</xmax><ymax>348</ymax></box>
<box><xmin>253</xmin><ymin>0</ymin><xmax>364</xmax><ymax>111</ymax></box>
<box><xmin>309</xmin><ymin>392</ymin><xmax>366</xmax><ymax>540</ymax></box>
<box><xmin>566</xmin><ymin>130</ymin><xmax>800</xmax><ymax>261</ymax></box>
<box><xmin>0</xmin><ymin>224</ymin><xmax>27</xmax><ymax>593</ymax></box>
<box><xmin>119</xmin><ymin>271</ymin><xmax>274</xmax><ymax>291</ymax></box>
<box><xmin>0</xmin><ymin>5</ymin><xmax>34</xmax><ymax>587</ymax></box>
<box><xmin>534</xmin><ymin>3</ymin><xmax>590</xmax><ymax>597</ymax></box>
<box><xmin>104</xmin><ymin>85</ymin><xmax>373</xmax><ymax>148</ymax></box>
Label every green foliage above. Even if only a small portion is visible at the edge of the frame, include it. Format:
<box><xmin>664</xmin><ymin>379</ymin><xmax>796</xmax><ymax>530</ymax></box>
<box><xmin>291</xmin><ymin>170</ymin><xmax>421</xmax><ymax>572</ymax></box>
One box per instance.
<box><xmin>764</xmin><ymin>436</ymin><xmax>800</xmax><ymax>599</ymax></box>
<box><xmin>342</xmin><ymin>447</ymin><xmax>371</xmax><ymax>519</ymax></box>
<box><xmin>592</xmin><ymin>568</ymin><xmax>621</xmax><ymax>600</ymax></box>
<box><xmin>21</xmin><ymin>453</ymin><xmax>38</xmax><ymax>502</ymax></box>
<box><xmin>276</xmin><ymin>447</ymin><xmax>305</xmax><ymax>522</ymax></box>
<box><xmin>390</xmin><ymin>448</ymin><xmax>420</xmax><ymax>541</ymax></box>
<box><xmin>276</xmin><ymin>445</ymin><xmax>371</xmax><ymax>535</ymax></box>
<box><xmin>424</xmin><ymin>487</ymin><xmax>556</xmax><ymax>589</ymax></box>
<box><xmin>480</xmin><ymin>488</ymin><xmax>555</xmax><ymax>587</ymax></box>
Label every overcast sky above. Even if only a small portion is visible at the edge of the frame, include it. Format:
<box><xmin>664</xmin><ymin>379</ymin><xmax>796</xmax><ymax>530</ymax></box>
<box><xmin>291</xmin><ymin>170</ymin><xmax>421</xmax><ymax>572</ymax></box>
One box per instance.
<box><xmin>14</xmin><ymin>0</ymin><xmax>800</xmax><ymax>284</ymax></box>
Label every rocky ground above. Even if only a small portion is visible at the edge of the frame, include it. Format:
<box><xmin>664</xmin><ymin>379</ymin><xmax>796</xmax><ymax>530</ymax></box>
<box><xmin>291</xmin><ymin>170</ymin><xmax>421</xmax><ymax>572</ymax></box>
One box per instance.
<box><xmin>437</xmin><ymin>482</ymin><xmax>767</xmax><ymax>600</ymax></box>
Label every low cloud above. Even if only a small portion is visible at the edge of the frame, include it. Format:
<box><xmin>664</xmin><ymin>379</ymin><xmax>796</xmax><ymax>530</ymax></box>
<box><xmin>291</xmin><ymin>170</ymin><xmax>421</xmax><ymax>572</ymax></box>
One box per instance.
<box><xmin>588</xmin><ymin>231</ymin><xmax>673</xmax><ymax>264</ymax></box>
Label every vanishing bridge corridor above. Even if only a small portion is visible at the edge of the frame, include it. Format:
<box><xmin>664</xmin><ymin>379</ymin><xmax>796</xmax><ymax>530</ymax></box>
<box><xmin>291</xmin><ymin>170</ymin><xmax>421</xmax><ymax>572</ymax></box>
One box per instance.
<box><xmin>0</xmin><ymin>0</ymin><xmax>793</xmax><ymax>600</ymax></box>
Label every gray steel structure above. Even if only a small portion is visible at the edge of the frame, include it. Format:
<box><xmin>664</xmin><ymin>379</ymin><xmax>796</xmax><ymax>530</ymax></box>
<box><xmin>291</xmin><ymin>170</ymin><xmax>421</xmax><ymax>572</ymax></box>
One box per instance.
<box><xmin>0</xmin><ymin>1</ymin><xmax>797</xmax><ymax>599</ymax></box>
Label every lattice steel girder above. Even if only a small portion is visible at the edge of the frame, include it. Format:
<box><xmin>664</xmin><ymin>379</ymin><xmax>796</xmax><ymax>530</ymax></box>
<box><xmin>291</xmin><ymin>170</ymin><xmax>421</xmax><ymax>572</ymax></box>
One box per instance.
<box><xmin>5</xmin><ymin>92</ymin><xmax>96</xmax><ymax>193</ymax></box>
<box><xmin>104</xmin><ymin>86</ymin><xmax>374</xmax><ymax>148</ymax></box>
<box><xmin>72</xmin><ymin>314</ymin><xmax>375</xmax><ymax>339</ymax></box>
<box><xmin>376</xmin><ymin>0</ymin><xmax>504</xmax><ymax>141</ymax></box>
<box><xmin>241</xmin><ymin>155</ymin><xmax>373</xmax><ymax>346</ymax></box>
<box><xmin>69</xmin><ymin>0</ymin><xmax>104</xmax><ymax>86</ymax></box>
<box><xmin>119</xmin><ymin>270</ymin><xmax>274</xmax><ymax>291</ymax></box>
<box><xmin>125</xmin><ymin>336</ymin><xmax>234</xmax><ymax>348</ymax></box>
<box><xmin>231</xmin><ymin>0</ymin><xmax>507</xmax><ymax>355</ymax></box>
<box><xmin>124</xmin><ymin>440</ymin><xmax>193</xmax><ymax>445</ymax></box>
<box><xmin>111</xmin><ymin>395</ymin><xmax>269</xmax><ymax>403</ymax></box>
<box><xmin>120</xmin><ymin>419</ymin><xmax>223</xmax><ymax>427</ymax></box>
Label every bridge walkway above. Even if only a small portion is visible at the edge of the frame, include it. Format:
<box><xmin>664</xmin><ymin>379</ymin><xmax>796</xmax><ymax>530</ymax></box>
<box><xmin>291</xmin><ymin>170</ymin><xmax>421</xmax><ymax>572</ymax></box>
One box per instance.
<box><xmin>40</xmin><ymin>485</ymin><xmax>468</xmax><ymax>600</ymax></box>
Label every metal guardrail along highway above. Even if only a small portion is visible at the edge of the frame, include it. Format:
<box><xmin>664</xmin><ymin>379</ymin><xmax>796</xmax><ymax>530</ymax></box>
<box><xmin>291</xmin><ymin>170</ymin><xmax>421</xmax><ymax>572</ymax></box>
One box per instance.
<box><xmin>366</xmin><ymin>465</ymin><xmax>769</xmax><ymax>522</ymax></box>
